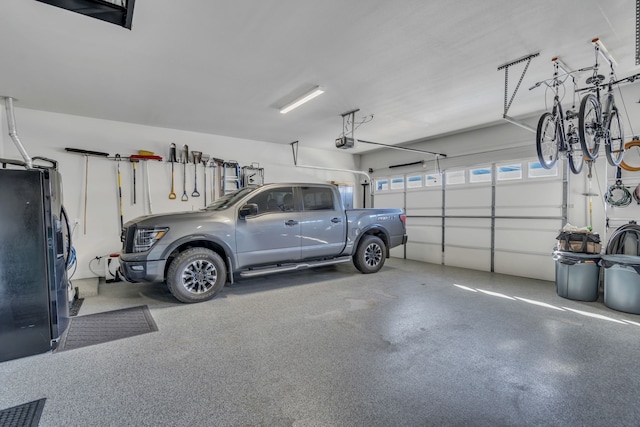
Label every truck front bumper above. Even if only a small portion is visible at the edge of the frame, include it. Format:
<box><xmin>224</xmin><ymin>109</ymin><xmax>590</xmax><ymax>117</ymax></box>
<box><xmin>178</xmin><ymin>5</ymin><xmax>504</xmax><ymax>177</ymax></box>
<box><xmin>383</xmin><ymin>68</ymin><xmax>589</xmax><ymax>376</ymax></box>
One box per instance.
<box><xmin>119</xmin><ymin>258</ymin><xmax>165</xmax><ymax>283</ymax></box>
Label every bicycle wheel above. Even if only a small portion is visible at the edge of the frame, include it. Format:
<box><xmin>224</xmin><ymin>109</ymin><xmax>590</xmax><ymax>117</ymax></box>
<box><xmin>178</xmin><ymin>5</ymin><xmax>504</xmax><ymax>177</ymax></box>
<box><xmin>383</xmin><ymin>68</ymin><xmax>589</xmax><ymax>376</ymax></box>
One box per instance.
<box><xmin>579</xmin><ymin>94</ymin><xmax>601</xmax><ymax>160</ymax></box>
<box><xmin>536</xmin><ymin>112</ymin><xmax>559</xmax><ymax>169</ymax></box>
<box><xmin>567</xmin><ymin>131</ymin><xmax>584</xmax><ymax>174</ymax></box>
<box><xmin>605</xmin><ymin>108</ymin><xmax>624</xmax><ymax>166</ymax></box>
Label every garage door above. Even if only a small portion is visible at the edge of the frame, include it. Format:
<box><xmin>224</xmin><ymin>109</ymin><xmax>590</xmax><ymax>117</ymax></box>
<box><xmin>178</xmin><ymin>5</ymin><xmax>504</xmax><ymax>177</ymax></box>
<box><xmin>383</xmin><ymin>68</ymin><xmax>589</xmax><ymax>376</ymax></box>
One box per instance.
<box><xmin>373</xmin><ymin>159</ymin><xmax>563</xmax><ymax>281</ymax></box>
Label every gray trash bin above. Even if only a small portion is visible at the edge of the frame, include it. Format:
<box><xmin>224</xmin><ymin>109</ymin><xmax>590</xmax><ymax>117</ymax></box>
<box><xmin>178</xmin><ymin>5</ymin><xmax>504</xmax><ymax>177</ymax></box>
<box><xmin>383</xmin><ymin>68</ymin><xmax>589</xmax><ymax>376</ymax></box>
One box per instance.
<box><xmin>553</xmin><ymin>251</ymin><xmax>601</xmax><ymax>302</ymax></box>
<box><xmin>601</xmin><ymin>254</ymin><xmax>640</xmax><ymax>314</ymax></box>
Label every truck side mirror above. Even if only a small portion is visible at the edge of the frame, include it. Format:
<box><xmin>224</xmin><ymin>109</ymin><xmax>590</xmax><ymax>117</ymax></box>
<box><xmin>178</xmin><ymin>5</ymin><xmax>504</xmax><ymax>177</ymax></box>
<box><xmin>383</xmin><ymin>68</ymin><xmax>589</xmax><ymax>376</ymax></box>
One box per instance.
<box><xmin>239</xmin><ymin>203</ymin><xmax>258</xmax><ymax>219</ymax></box>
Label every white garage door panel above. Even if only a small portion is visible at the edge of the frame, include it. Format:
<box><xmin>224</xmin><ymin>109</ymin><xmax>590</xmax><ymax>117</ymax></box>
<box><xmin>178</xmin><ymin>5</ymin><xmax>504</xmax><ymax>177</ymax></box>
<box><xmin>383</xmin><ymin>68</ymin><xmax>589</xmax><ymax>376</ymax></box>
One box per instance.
<box><xmin>406</xmin><ymin>224</ymin><xmax>440</xmax><ymax>244</ymax></box>
<box><xmin>405</xmin><ymin>242</ymin><xmax>441</xmax><ymax>263</ymax></box>
<box><xmin>495</xmin><ymin>228</ymin><xmax>558</xmax><ymax>255</ymax></box>
<box><xmin>496</xmin><ymin>205</ymin><xmax>563</xmax><ymax>218</ymax></box>
<box><xmin>405</xmin><ymin>216</ymin><xmax>441</xmax><ymax>262</ymax></box>
<box><xmin>406</xmin><ymin>190</ymin><xmax>441</xmax><ymax>209</ymax></box>
<box><xmin>406</xmin><ymin>216</ymin><xmax>440</xmax><ymax>227</ymax></box>
<box><xmin>446</xmin><ymin>186</ymin><xmax>491</xmax><ymax>207</ymax></box>
<box><xmin>446</xmin><ymin>226</ymin><xmax>492</xmax><ymax>249</ymax></box>
<box><xmin>495</xmin><ymin>219</ymin><xmax>560</xmax><ymax>255</ymax></box>
<box><xmin>494</xmin><ymin>251</ymin><xmax>554</xmax><ymax>281</ymax></box>
<box><xmin>445</xmin><ymin>246</ymin><xmax>490</xmax><ymax>271</ymax></box>
<box><xmin>446</xmin><ymin>207</ymin><xmax>492</xmax><ymax>217</ymax></box>
<box><xmin>406</xmin><ymin>208</ymin><xmax>441</xmax><ymax>216</ymax></box>
<box><xmin>496</xmin><ymin>182</ymin><xmax>562</xmax><ymax>212</ymax></box>
<box><xmin>497</xmin><ymin>218</ymin><xmax>562</xmax><ymax>231</ymax></box>
<box><xmin>375</xmin><ymin>193</ymin><xmax>404</xmax><ymax>209</ymax></box>
<box><xmin>445</xmin><ymin>218</ymin><xmax>491</xmax><ymax>248</ymax></box>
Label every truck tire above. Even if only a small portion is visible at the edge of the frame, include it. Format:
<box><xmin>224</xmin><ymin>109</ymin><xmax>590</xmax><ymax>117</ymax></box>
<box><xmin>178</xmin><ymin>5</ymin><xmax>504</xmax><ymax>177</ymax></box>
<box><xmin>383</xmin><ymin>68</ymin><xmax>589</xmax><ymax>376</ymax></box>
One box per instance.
<box><xmin>353</xmin><ymin>235</ymin><xmax>386</xmax><ymax>274</ymax></box>
<box><xmin>166</xmin><ymin>248</ymin><xmax>227</xmax><ymax>303</ymax></box>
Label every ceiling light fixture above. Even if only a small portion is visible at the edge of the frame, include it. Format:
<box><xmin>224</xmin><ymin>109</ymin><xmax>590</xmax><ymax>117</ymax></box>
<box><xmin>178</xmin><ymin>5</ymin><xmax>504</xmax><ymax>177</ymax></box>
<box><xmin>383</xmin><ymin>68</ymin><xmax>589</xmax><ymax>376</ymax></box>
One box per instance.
<box><xmin>280</xmin><ymin>86</ymin><xmax>325</xmax><ymax>114</ymax></box>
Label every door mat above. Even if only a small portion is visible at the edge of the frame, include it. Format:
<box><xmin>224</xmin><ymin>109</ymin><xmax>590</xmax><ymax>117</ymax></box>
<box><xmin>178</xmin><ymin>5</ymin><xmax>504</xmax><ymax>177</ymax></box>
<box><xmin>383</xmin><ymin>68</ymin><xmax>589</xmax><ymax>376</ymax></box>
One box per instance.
<box><xmin>0</xmin><ymin>398</ymin><xmax>45</xmax><ymax>427</ymax></box>
<box><xmin>69</xmin><ymin>298</ymin><xmax>84</xmax><ymax>317</ymax></box>
<box><xmin>58</xmin><ymin>305</ymin><xmax>158</xmax><ymax>351</ymax></box>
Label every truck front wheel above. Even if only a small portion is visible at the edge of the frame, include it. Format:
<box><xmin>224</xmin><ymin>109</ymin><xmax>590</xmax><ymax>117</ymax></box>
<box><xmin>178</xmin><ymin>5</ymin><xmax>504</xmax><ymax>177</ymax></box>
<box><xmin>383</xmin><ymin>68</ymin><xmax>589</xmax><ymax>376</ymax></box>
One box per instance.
<box><xmin>166</xmin><ymin>248</ymin><xmax>227</xmax><ymax>303</ymax></box>
<box><xmin>353</xmin><ymin>235</ymin><xmax>386</xmax><ymax>274</ymax></box>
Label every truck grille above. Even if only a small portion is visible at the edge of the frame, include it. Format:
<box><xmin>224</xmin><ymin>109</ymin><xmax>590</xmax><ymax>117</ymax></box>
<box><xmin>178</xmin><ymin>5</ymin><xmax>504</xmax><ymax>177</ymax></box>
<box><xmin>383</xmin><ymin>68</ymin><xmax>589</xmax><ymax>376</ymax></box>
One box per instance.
<box><xmin>121</xmin><ymin>224</ymin><xmax>137</xmax><ymax>253</ymax></box>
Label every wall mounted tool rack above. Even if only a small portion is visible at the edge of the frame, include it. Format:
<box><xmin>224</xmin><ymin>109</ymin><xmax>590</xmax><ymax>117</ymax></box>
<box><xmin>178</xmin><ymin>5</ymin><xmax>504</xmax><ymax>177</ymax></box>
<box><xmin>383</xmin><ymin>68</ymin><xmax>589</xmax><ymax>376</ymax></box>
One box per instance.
<box><xmin>241</xmin><ymin>163</ymin><xmax>264</xmax><ymax>186</ymax></box>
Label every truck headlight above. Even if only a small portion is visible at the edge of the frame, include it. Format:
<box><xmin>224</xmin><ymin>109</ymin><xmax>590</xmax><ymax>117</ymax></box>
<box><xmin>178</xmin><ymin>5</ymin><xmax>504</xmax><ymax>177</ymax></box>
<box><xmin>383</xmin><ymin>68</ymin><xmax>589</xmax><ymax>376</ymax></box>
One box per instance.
<box><xmin>133</xmin><ymin>227</ymin><xmax>169</xmax><ymax>253</ymax></box>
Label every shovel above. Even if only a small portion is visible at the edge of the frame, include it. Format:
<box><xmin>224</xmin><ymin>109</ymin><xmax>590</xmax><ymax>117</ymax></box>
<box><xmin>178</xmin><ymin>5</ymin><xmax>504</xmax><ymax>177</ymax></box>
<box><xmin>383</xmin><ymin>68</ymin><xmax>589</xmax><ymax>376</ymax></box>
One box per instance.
<box><xmin>191</xmin><ymin>151</ymin><xmax>202</xmax><ymax>197</ymax></box>
<box><xmin>181</xmin><ymin>144</ymin><xmax>189</xmax><ymax>201</ymax></box>
<box><xmin>169</xmin><ymin>143</ymin><xmax>177</xmax><ymax>199</ymax></box>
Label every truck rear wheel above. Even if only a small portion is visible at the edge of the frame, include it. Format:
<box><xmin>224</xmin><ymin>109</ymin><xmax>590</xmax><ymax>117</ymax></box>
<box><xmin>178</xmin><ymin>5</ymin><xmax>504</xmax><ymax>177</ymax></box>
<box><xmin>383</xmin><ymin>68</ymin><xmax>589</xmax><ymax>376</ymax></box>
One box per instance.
<box><xmin>353</xmin><ymin>235</ymin><xmax>386</xmax><ymax>274</ymax></box>
<box><xmin>166</xmin><ymin>248</ymin><xmax>226</xmax><ymax>303</ymax></box>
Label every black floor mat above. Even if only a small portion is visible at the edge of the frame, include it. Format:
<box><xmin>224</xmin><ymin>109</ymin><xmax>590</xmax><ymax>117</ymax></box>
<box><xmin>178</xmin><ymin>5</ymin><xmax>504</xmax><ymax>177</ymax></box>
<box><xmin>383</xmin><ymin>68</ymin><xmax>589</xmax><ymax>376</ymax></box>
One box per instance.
<box><xmin>69</xmin><ymin>298</ymin><xmax>84</xmax><ymax>317</ymax></box>
<box><xmin>0</xmin><ymin>398</ymin><xmax>45</xmax><ymax>427</ymax></box>
<box><xmin>58</xmin><ymin>305</ymin><xmax>158</xmax><ymax>351</ymax></box>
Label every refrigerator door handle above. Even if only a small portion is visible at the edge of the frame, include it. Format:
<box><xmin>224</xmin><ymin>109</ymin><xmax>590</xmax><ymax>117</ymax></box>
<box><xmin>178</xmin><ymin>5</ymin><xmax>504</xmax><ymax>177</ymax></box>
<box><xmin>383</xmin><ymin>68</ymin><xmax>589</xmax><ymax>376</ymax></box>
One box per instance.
<box><xmin>61</xmin><ymin>205</ymin><xmax>73</xmax><ymax>269</ymax></box>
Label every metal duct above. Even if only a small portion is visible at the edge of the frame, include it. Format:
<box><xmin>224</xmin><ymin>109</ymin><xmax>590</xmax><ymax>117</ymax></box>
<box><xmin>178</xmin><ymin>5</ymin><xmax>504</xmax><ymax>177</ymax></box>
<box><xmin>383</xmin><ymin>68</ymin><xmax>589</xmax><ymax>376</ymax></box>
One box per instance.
<box><xmin>3</xmin><ymin>97</ymin><xmax>33</xmax><ymax>169</ymax></box>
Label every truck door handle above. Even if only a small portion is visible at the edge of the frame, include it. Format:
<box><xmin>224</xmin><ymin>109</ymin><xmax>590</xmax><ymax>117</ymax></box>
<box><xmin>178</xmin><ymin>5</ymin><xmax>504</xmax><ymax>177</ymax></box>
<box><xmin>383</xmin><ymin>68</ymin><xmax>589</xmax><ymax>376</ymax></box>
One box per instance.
<box><xmin>285</xmin><ymin>220</ymin><xmax>299</xmax><ymax>226</ymax></box>
<box><xmin>331</xmin><ymin>217</ymin><xmax>342</xmax><ymax>223</ymax></box>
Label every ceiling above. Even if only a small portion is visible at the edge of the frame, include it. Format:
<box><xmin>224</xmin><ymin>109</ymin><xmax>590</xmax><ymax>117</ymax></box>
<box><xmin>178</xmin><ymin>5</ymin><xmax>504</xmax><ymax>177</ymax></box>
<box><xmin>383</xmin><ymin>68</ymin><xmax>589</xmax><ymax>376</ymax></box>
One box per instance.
<box><xmin>0</xmin><ymin>0</ymin><xmax>638</xmax><ymax>154</ymax></box>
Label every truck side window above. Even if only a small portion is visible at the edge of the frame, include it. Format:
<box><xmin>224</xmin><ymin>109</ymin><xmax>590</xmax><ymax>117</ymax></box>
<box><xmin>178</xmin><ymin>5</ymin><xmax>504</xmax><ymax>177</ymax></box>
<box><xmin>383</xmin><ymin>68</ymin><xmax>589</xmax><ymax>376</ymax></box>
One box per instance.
<box><xmin>301</xmin><ymin>187</ymin><xmax>335</xmax><ymax>211</ymax></box>
<box><xmin>247</xmin><ymin>187</ymin><xmax>294</xmax><ymax>213</ymax></box>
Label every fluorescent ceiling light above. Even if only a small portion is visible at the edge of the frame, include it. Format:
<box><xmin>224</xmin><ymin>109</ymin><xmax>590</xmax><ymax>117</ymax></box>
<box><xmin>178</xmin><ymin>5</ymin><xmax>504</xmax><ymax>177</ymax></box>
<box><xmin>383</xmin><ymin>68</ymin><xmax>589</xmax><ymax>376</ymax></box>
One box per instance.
<box><xmin>280</xmin><ymin>86</ymin><xmax>325</xmax><ymax>114</ymax></box>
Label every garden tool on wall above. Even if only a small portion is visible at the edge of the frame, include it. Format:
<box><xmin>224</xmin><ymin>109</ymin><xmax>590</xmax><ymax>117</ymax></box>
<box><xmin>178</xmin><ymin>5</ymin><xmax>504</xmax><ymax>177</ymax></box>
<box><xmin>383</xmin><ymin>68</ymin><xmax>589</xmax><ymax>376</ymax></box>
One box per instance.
<box><xmin>181</xmin><ymin>144</ymin><xmax>189</xmax><ymax>201</ymax></box>
<box><xmin>584</xmin><ymin>160</ymin><xmax>596</xmax><ymax>229</ymax></box>
<box><xmin>202</xmin><ymin>154</ymin><xmax>210</xmax><ymax>206</ymax></box>
<box><xmin>130</xmin><ymin>153</ymin><xmax>162</xmax><ymax>214</ymax></box>
<box><xmin>64</xmin><ymin>147</ymin><xmax>109</xmax><ymax>234</ymax></box>
<box><xmin>115</xmin><ymin>154</ymin><xmax>124</xmax><ymax>231</ymax></box>
<box><xmin>130</xmin><ymin>157</ymin><xmax>139</xmax><ymax>204</ymax></box>
<box><xmin>169</xmin><ymin>143</ymin><xmax>177</xmax><ymax>199</ymax></box>
<box><xmin>191</xmin><ymin>151</ymin><xmax>202</xmax><ymax>197</ymax></box>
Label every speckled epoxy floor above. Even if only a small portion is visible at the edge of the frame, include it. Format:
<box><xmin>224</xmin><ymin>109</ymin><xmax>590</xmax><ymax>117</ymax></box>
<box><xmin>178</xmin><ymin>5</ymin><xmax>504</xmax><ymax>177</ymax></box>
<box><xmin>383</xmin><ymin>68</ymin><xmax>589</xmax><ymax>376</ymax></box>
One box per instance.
<box><xmin>1</xmin><ymin>258</ymin><xmax>640</xmax><ymax>426</ymax></box>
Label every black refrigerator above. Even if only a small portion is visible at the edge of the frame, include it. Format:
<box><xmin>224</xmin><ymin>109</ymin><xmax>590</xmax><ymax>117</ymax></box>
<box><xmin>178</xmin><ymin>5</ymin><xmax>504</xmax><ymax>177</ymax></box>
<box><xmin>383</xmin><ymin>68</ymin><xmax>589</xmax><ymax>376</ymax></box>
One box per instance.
<box><xmin>0</xmin><ymin>159</ymin><xmax>71</xmax><ymax>362</ymax></box>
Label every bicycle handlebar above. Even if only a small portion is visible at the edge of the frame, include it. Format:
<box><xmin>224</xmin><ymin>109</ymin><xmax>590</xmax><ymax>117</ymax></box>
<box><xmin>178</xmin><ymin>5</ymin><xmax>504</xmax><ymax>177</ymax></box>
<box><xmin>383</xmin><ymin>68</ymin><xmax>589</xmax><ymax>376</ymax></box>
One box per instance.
<box><xmin>575</xmin><ymin>71</ymin><xmax>640</xmax><ymax>93</ymax></box>
<box><xmin>529</xmin><ymin>64</ymin><xmax>594</xmax><ymax>91</ymax></box>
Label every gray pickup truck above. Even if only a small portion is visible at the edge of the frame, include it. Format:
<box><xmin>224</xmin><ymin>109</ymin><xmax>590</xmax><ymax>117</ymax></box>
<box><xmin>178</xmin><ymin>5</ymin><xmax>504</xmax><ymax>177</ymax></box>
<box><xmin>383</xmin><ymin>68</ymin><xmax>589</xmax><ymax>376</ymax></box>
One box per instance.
<box><xmin>120</xmin><ymin>183</ymin><xmax>407</xmax><ymax>303</ymax></box>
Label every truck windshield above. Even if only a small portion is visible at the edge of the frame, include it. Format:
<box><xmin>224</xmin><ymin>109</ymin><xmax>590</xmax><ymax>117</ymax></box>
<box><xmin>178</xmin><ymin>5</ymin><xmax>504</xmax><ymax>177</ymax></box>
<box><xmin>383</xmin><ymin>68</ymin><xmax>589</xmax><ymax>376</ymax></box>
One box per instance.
<box><xmin>204</xmin><ymin>187</ymin><xmax>257</xmax><ymax>211</ymax></box>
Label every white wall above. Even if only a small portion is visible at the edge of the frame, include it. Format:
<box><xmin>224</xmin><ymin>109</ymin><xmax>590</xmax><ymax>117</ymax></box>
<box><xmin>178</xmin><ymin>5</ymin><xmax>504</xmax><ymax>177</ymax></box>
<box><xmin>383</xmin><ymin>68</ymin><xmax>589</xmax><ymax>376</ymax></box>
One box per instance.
<box><xmin>1</xmin><ymin>106</ymin><xmax>360</xmax><ymax>279</ymax></box>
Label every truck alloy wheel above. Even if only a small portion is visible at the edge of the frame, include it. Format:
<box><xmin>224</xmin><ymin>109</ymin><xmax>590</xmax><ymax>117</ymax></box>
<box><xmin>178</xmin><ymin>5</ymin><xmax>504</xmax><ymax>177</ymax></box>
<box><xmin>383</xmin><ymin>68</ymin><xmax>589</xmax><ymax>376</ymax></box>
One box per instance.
<box><xmin>353</xmin><ymin>235</ymin><xmax>386</xmax><ymax>274</ymax></box>
<box><xmin>166</xmin><ymin>247</ymin><xmax>226</xmax><ymax>303</ymax></box>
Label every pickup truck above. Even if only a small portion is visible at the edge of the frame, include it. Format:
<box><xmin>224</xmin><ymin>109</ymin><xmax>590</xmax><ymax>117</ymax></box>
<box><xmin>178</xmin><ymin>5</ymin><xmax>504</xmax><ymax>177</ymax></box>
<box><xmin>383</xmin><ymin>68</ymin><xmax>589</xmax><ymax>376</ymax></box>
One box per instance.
<box><xmin>120</xmin><ymin>183</ymin><xmax>407</xmax><ymax>303</ymax></box>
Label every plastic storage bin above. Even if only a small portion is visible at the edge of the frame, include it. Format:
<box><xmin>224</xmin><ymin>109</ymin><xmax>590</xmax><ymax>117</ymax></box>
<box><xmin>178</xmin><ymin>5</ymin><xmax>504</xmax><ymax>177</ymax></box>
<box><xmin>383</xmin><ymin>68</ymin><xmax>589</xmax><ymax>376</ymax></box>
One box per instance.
<box><xmin>601</xmin><ymin>254</ymin><xmax>640</xmax><ymax>314</ymax></box>
<box><xmin>553</xmin><ymin>251</ymin><xmax>601</xmax><ymax>301</ymax></box>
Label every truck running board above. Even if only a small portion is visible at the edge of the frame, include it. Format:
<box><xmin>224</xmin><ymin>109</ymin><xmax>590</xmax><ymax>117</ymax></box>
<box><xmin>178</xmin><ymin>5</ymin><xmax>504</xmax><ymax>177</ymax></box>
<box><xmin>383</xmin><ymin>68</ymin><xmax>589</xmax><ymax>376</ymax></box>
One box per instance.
<box><xmin>239</xmin><ymin>256</ymin><xmax>352</xmax><ymax>278</ymax></box>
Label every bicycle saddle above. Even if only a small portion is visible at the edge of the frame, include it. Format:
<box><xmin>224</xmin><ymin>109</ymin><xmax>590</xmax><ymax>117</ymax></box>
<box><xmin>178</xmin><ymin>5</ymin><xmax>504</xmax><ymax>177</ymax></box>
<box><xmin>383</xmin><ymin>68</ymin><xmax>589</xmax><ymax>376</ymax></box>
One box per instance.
<box><xmin>586</xmin><ymin>74</ymin><xmax>605</xmax><ymax>85</ymax></box>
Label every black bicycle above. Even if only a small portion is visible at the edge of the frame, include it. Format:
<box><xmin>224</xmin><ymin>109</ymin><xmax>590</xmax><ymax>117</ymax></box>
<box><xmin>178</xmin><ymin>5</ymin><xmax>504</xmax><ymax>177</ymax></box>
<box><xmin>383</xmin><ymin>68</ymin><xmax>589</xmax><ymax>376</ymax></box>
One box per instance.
<box><xmin>531</xmin><ymin>58</ymin><xmax>584</xmax><ymax>174</ymax></box>
<box><xmin>578</xmin><ymin>39</ymin><xmax>624</xmax><ymax>166</ymax></box>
